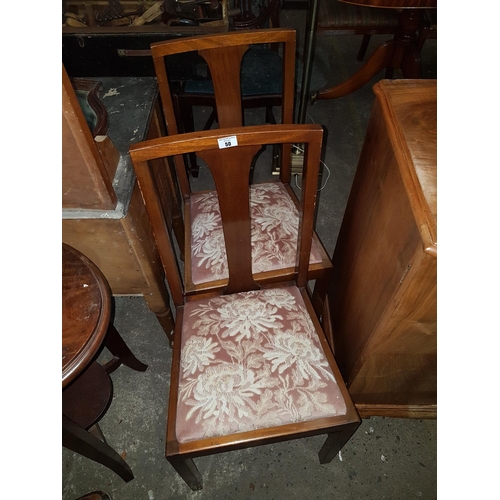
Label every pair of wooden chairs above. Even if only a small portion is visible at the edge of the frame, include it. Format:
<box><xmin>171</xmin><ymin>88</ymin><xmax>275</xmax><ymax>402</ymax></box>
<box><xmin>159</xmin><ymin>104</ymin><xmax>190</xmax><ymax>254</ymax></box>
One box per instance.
<box><xmin>149</xmin><ymin>29</ymin><xmax>334</xmax><ymax>341</ymax></box>
<box><xmin>127</xmin><ymin>28</ymin><xmax>360</xmax><ymax>491</ymax></box>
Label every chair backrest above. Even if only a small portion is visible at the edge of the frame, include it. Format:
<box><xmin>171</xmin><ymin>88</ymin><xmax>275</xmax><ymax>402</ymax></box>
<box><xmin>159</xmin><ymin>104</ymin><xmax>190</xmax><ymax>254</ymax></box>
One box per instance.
<box><xmin>129</xmin><ymin>124</ymin><xmax>323</xmax><ymax>305</ymax></box>
<box><xmin>150</xmin><ymin>28</ymin><xmax>297</xmax><ymax>195</ymax></box>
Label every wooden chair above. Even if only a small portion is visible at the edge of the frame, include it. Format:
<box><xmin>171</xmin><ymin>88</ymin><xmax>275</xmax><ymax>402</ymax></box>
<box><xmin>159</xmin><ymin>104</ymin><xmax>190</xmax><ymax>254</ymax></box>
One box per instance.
<box><xmin>129</xmin><ymin>124</ymin><xmax>361</xmax><ymax>491</ymax></box>
<box><xmin>150</xmin><ymin>29</ymin><xmax>333</xmax><ymax>324</ymax></box>
<box><xmin>151</xmin><ymin>27</ymin><xmax>291</xmax><ymax>179</ymax></box>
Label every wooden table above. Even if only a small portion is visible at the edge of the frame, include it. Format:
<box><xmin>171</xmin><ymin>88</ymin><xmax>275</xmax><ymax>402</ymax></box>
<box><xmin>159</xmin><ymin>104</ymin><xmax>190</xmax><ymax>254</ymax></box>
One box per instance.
<box><xmin>62</xmin><ymin>243</ymin><xmax>147</xmax><ymax>482</ymax></box>
<box><xmin>62</xmin><ymin>243</ymin><xmax>111</xmax><ymax>388</ymax></box>
<box><xmin>327</xmin><ymin>79</ymin><xmax>436</xmax><ymax>418</ymax></box>
<box><xmin>297</xmin><ymin>0</ymin><xmax>436</xmax><ymax>119</ymax></box>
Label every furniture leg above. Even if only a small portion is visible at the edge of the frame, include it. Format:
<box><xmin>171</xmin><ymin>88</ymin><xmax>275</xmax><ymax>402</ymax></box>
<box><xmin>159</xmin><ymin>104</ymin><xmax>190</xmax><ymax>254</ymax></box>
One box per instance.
<box><xmin>152</xmin><ymin>308</ymin><xmax>175</xmax><ymax>346</ymax></box>
<box><xmin>142</xmin><ymin>285</ymin><xmax>175</xmax><ymax>344</ymax></box>
<box><xmin>102</xmin><ymin>324</ymin><xmax>148</xmax><ymax>374</ymax></box>
<box><xmin>167</xmin><ymin>456</ymin><xmax>203</xmax><ymax>491</ymax></box>
<box><xmin>357</xmin><ymin>34</ymin><xmax>371</xmax><ymax>61</ymax></box>
<box><xmin>88</xmin><ymin>422</ymin><xmax>107</xmax><ymax>443</ymax></box>
<box><xmin>321</xmin><ymin>295</ymin><xmax>334</xmax><ymax>352</ymax></box>
<box><xmin>311</xmin><ymin>40</ymin><xmax>395</xmax><ymax>102</ymax></box>
<box><xmin>63</xmin><ymin>414</ymin><xmax>134</xmax><ymax>482</ymax></box>
<box><xmin>311</xmin><ymin>266</ymin><xmax>332</xmax><ymax>319</ymax></box>
<box><xmin>400</xmin><ymin>47</ymin><xmax>422</xmax><ymax>79</ymax></box>
<box><xmin>318</xmin><ymin>422</ymin><xmax>360</xmax><ymax>464</ymax></box>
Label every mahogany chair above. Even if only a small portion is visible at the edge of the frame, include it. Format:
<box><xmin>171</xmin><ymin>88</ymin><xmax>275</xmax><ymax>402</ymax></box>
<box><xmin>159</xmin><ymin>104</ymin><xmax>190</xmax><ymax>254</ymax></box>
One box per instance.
<box><xmin>151</xmin><ymin>28</ymin><xmax>292</xmax><ymax>179</ymax></box>
<box><xmin>150</xmin><ymin>29</ymin><xmax>333</xmax><ymax>324</ymax></box>
<box><xmin>129</xmin><ymin>124</ymin><xmax>361</xmax><ymax>490</ymax></box>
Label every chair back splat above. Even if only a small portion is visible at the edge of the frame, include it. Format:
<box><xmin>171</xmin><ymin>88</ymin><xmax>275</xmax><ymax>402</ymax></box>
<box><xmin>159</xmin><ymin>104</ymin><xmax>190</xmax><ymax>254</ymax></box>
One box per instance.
<box><xmin>130</xmin><ymin>124</ymin><xmax>360</xmax><ymax>492</ymax></box>
<box><xmin>150</xmin><ymin>28</ymin><xmax>296</xmax><ymax>185</ymax></box>
<box><xmin>130</xmin><ymin>124</ymin><xmax>322</xmax><ymax>304</ymax></box>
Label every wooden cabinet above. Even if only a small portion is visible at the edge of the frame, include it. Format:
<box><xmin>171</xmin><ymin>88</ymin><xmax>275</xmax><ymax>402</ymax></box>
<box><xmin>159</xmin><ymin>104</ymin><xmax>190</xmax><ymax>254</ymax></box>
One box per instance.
<box><xmin>328</xmin><ymin>79</ymin><xmax>437</xmax><ymax>419</ymax></box>
<box><xmin>62</xmin><ymin>72</ymin><xmax>182</xmax><ymax>340</ymax></box>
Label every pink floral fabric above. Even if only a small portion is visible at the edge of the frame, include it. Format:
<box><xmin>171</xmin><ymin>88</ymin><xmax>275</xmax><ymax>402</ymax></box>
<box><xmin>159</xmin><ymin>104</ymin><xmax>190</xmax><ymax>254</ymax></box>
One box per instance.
<box><xmin>190</xmin><ymin>182</ymin><xmax>323</xmax><ymax>285</ymax></box>
<box><xmin>175</xmin><ymin>285</ymin><xmax>347</xmax><ymax>443</ymax></box>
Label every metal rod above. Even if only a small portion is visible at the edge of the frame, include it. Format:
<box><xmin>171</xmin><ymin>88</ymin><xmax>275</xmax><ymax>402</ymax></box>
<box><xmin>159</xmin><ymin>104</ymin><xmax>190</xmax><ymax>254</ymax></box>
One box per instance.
<box><xmin>297</xmin><ymin>0</ymin><xmax>319</xmax><ymax>124</ymax></box>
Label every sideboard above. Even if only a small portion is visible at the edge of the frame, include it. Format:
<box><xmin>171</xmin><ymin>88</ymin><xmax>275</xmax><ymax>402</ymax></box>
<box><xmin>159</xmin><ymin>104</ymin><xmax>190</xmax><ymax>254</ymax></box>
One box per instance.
<box><xmin>327</xmin><ymin>79</ymin><xmax>437</xmax><ymax>419</ymax></box>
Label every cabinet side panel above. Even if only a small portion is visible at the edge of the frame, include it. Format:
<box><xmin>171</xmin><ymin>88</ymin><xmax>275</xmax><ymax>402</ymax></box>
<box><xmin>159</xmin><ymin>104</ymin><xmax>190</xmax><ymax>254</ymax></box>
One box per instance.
<box><xmin>328</xmin><ymin>102</ymin><xmax>421</xmax><ymax>384</ymax></box>
<box><xmin>371</xmin><ymin>253</ymin><xmax>436</xmax><ymax>355</ymax></box>
<box><xmin>62</xmin><ymin>67</ymin><xmax>117</xmax><ymax>210</ymax></box>
<box><xmin>349</xmin><ymin>253</ymin><xmax>437</xmax><ymax>405</ymax></box>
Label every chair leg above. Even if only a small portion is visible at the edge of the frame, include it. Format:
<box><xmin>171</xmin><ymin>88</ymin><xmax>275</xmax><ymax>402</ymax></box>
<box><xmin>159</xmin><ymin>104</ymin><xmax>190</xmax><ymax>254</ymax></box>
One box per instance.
<box><xmin>167</xmin><ymin>456</ymin><xmax>203</xmax><ymax>491</ymax></box>
<box><xmin>311</xmin><ymin>269</ymin><xmax>332</xmax><ymax>319</ymax></box>
<box><xmin>357</xmin><ymin>35</ymin><xmax>371</xmax><ymax>61</ymax></box>
<box><xmin>102</xmin><ymin>324</ymin><xmax>148</xmax><ymax>374</ymax></box>
<box><xmin>63</xmin><ymin>414</ymin><xmax>134</xmax><ymax>483</ymax></box>
<box><xmin>318</xmin><ymin>422</ymin><xmax>360</xmax><ymax>464</ymax></box>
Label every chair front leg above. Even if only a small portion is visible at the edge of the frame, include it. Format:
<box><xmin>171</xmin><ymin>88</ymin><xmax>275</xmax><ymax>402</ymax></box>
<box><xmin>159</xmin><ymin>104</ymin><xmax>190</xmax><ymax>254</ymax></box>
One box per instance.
<box><xmin>168</xmin><ymin>456</ymin><xmax>203</xmax><ymax>491</ymax></box>
<box><xmin>318</xmin><ymin>422</ymin><xmax>360</xmax><ymax>464</ymax></box>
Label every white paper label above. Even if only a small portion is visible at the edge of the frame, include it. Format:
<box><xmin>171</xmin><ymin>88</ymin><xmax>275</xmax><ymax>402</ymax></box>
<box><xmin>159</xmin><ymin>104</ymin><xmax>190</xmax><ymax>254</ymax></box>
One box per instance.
<box><xmin>218</xmin><ymin>136</ymin><xmax>238</xmax><ymax>149</ymax></box>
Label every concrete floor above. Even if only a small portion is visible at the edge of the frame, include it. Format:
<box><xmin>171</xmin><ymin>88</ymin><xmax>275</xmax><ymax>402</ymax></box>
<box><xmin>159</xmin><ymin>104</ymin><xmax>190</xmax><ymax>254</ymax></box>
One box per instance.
<box><xmin>62</xmin><ymin>8</ymin><xmax>437</xmax><ymax>500</ymax></box>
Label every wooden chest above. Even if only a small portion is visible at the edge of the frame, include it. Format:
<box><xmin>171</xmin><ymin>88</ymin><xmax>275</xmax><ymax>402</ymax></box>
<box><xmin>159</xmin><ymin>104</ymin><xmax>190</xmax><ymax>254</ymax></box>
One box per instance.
<box><xmin>328</xmin><ymin>79</ymin><xmax>437</xmax><ymax>419</ymax></box>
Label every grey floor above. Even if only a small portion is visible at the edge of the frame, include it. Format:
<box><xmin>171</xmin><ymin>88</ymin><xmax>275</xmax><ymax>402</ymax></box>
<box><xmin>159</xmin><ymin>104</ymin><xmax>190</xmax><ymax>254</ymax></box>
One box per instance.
<box><xmin>62</xmin><ymin>9</ymin><xmax>437</xmax><ymax>500</ymax></box>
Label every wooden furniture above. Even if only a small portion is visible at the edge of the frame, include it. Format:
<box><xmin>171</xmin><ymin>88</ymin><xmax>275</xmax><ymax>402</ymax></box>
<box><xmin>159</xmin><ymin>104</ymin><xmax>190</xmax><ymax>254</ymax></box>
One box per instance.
<box><xmin>62</xmin><ymin>243</ymin><xmax>148</xmax><ymax>482</ymax></box>
<box><xmin>171</xmin><ymin>1</ymin><xmax>283</xmax><ymax>177</ymax></box>
<box><xmin>311</xmin><ymin>0</ymin><xmax>437</xmax><ymax>101</ymax></box>
<box><xmin>327</xmin><ymin>79</ymin><xmax>436</xmax><ymax>419</ymax></box>
<box><xmin>316</xmin><ymin>0</ymin><xmax>399</xmax><ymax>61</ymax></box>
<box><xmin>62</xmin><ymin>0</ymin><xmax>232</xmax><ymax>78</ymax></box>
<box><xmin>129</xmin><ymin>124</ymin><xmax>360</xmax><ymax>491</ymax></box>
<box><xmin>149</xmin><ymin>29</ymin><xmax>333</xmax><ymax>319</ymax></box>
<box><xmin>151</xmin><ymin>28</ymin><xmax>293</xmax><ymax>178</ymax></box>
<box><xmin>62</xmin><ymin>71</ymin><xmax>184</xmax><ymax>342</ymax></box>
<box><xmin>232</xmin><ymin>0</ymin><xmax>281</xmax><ymax>30</ymax></box>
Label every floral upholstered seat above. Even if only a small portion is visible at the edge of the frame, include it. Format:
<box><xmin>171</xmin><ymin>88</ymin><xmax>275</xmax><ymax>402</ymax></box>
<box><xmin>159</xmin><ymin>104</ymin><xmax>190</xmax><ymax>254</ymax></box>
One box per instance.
<box><xmin>176</xmin><ymin>285</ymin><xmax>347</xmax><ymax>443</ymax></box>
<box><xmin>190</xmin><ymin>182</ymin><xmax>324</xmax><ymax>285</ymax></box>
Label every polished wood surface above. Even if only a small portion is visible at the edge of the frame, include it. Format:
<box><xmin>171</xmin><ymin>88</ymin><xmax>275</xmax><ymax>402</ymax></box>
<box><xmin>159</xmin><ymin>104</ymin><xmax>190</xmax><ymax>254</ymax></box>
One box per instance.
<box><xmin>62</xmin><ymin>243</ymin><xmax>148</xmax><ymax>482</ymax></box>
<box><xmin>63</xmin><ymin>361</ymin><xmax>113</xmax><ymax>429</ymax></box>
<box><xmin>129</xmin><ymin>124</ymin><xmax>360</xmax><ymax>490</ymax></box>
<box><xmin>328</xmin><ymin>80</ymin><xmax>436</xmax><ymax>417</ymax></box>
<box><xmin>62</xmin><ymin>243</ymin><xmax>111</xmax><ymax>388</ymax></box>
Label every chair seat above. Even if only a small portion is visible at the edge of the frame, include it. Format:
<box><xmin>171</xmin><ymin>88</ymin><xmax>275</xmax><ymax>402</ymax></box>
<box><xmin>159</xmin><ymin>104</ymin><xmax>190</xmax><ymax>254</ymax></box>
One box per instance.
<box><xmin>183</xmin><ymin>47</ymin><xmax>283</xmax><ymax>97</ymax></box>
<box><xmin>176</xmin><ymin>285</ymin><xmax>347</xmax><ymax>443</ymax></box>
<box><xmin>190</xmin><ymin>182</ymin><xmax>324</xmax><ymax>285</ymax></box>
<box><xmin>317</xmin><ymin>0</ymin><xmax>399</xmax><ymax>30</ymax></box>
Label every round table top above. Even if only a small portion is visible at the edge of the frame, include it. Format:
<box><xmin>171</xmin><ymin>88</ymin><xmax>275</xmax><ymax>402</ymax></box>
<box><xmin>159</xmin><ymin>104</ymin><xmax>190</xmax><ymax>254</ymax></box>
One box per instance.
<box><xmin>62</xmin><ymin>243</ymin><xmax>111</xmax><ymax>388</ymax></box>
<box><xmin>339</xmin><ymin>0</ymin><xmax>437</xmax><ymax>8</ymax></box>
